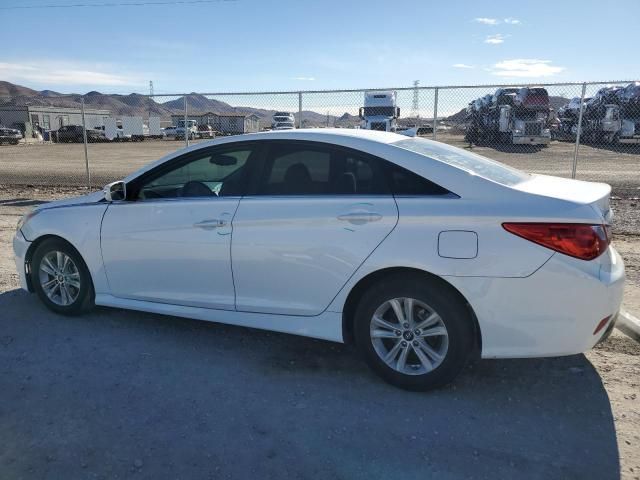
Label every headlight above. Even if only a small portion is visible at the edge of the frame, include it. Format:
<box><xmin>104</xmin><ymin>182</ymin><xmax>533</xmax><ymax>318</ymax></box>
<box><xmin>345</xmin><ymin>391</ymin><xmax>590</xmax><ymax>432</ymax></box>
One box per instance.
<box><xmin>16</xmin><ymin>210</ymin><xmax>40</xmax><ymax>233</ymax></box>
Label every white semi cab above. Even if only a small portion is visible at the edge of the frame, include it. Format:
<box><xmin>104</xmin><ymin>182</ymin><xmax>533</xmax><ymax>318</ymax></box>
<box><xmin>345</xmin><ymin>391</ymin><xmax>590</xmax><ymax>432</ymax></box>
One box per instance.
<box><xmin>359</xmin><ymin>91</ymin><xmax>400</xmax><ymax>132</ymax></box>
<box><xmin>272</xmin><ymin>112</ymin><xmax>296</xmax><ymax>130</ymax></box>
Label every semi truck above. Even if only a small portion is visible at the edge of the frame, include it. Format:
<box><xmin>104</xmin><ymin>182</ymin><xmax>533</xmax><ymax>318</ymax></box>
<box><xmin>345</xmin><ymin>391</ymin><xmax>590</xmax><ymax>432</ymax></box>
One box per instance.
<box><xmin>465</xmin><ymin>87</ymin><xmax>551</xmax><ymax>145</ymax></box>
<box><xmin>271</xmin><ymin>112</ymin><xmax>295</xmax><ymax>130</ymax></box>
<box><xmin>557</xmin><ymin>83</ymin><xmax>640</xmax><ymax>144</ymax></box>
<box><xmin>359</xmin><ymin>91</ymin><xmax>400</xmax><ymax>132</ymax></box>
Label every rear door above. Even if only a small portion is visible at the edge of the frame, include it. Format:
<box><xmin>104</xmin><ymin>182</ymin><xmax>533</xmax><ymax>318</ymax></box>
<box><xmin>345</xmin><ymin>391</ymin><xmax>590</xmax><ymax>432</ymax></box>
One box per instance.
<box><xmin>231</xmin><ymin>140</ymin><xmax>398</xmax><ymax>316</ymax></box>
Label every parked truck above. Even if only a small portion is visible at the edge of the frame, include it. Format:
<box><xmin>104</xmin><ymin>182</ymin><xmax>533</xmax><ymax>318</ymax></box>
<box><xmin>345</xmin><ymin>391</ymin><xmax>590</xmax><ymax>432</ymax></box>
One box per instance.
<box><xmin>557</xmin><ymin>83</ymin><xmax>640</xmax><ymax>144</ymax></box>
<box><xmin>465</xmin><ymin>87</ymin><xmax>551</xmax><ymax>145</ymax></box>
<box><xmin>175</xmin><ymin>119</ymin><xmax>198</xmax><ymax>140</ymax></box>
<box><xmin>359</xmin><ymin>91</ymin><xmax>400</xmax><ymax>132</ymax></box>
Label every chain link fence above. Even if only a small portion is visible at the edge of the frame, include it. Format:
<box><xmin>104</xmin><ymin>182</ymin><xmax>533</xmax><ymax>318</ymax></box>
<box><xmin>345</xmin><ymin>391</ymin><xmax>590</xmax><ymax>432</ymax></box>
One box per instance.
<box><xmin>1</xmin><ymin>81</ymin><xmax>638</xmax><ymax>196</ymax></box>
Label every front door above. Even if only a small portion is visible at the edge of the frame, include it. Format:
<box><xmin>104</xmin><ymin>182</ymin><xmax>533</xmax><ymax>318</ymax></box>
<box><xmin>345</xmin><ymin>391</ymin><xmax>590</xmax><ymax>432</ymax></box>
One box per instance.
<box><xmin>232</xmin><ymin>141</ymin><xmax>398</xmax><ymax>316</ymax></box>
<box><xmin>100</xmin><ymin>145</ymin><xmax>256</xmax><ymax>309</ymax></box>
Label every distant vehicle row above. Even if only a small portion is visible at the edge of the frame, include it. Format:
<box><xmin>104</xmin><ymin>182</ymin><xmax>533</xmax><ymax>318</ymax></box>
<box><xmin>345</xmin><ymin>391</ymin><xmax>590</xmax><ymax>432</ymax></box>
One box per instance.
<box><xmin>556</xmin><ymin>82</ymin><xmax>640</xmax><ymax>144</ymax></box>
<box><xmin>462</xmin><ymin>82</ymin><xmax>640</xmax><ymax>146</ymax></box>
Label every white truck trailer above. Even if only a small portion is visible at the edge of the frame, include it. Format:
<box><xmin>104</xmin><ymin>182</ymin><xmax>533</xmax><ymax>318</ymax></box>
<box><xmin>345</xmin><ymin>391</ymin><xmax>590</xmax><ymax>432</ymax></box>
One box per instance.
<box><xmin>359</xmin><ymin>91</ymin><xmax>400</xmax><ymax>132</ymax></box>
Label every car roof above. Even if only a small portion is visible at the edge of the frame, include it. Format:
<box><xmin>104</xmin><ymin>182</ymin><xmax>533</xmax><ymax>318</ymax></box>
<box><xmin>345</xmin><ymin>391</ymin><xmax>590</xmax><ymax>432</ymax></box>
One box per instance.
<box><xmin>217</xmin><ymin>128</ymin><xmax>405</xmax><ymax>145</ymax></box>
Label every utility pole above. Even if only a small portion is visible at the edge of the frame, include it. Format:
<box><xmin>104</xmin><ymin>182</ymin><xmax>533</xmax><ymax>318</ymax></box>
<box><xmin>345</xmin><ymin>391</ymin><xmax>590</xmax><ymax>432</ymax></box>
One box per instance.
<box><xmin>411</xmin><ymin>80</ymin><xmax>420</xmax><ymax>123</ymax></box>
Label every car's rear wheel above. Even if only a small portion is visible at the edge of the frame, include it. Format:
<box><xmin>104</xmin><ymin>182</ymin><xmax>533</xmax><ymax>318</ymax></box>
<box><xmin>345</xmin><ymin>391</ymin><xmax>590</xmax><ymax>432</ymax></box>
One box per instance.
<box><xmin>354</xmin><ymin>275</ymin><xmax>473</xmax><ymax>391</ymax></box>
<box><xmin>32</xmin><ymin>238</ymin><xmax>94</xmax><ymax>315</ymax></box>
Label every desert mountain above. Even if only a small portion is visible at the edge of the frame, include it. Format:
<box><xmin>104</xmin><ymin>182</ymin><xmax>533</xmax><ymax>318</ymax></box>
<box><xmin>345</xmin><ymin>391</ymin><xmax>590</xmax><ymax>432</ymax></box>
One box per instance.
<box><xmin>0</xmin><ymin>82</ymin><xmax>352</xmax><ymax>126</ymax></box>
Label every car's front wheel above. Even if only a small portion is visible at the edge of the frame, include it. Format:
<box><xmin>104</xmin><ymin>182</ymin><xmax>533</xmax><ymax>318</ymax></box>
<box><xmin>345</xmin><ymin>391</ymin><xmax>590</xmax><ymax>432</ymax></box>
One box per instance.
<box><xmin>32</xmin><ymin>238</ymin><xmax>94</xmax><ymax>315</ymax></box>
<box><xmin>354</xmin><ymin>274</ymin><xmax>474</xmax><ymax>391</ymax></box>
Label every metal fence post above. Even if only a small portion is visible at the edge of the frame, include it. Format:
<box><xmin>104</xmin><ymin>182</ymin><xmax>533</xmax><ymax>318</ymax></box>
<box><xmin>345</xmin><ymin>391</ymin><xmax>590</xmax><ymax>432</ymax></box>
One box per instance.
<box><xmin>80</xmin><ymin>97</ymin><xmax>91</xmax><ymax>189</ymax></box>
<box><xmin>298</xmin><ymin>92</ymin><xmax>303</xmax><ymax>128</ymax></box>
<box><xmin>571</xmin><ymin>82</ymin><xmax>587</xmax><ymax>179</ymax></box>
<box><xmin>184</xmin><ymin>95</ymin><xmax>189</xmax><ymax>148</ymax></box>
<box><xmin>432</xmin><ymin>87</ymin><xmax>439</xmax><ymax>140</ymax></box>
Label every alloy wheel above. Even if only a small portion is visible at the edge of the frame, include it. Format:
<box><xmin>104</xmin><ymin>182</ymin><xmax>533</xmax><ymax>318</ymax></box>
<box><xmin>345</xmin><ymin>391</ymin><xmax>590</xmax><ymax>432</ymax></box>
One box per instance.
<box><xmin>369</xmin><ymin>297</ymin><xmax>449</xmax><ymax>375</ymax></box>
<box><xmin>38</xmin><ymin>251</ymin><xmax>81</xmax><ymax>306</ymax></box>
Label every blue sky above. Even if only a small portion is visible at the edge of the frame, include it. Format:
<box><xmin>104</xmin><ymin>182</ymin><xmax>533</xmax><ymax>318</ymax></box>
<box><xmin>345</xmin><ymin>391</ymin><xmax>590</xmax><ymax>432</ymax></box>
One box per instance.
<box><xmin>0</xmin><ymin>0</ymin><xmax>638</xmax><ymax>94</ymax></box>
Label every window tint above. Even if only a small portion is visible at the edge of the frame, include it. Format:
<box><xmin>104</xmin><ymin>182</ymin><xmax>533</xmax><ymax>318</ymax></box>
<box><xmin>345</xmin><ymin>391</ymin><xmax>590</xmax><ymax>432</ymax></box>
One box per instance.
<box><xmin>387</xmin><ymin>164</ymin><xmax>451</xmax><ymax>196</ymax></box>
<box><xmin>258</xmin><ymin>143</ymin><xmax>389</xmax><ymax>196</ymax></box>
<box><xmin>393</xmin><ymin>137</ymin><xmax>529</xmax><ymax>186</ymax></box>
<box><xmin>138</xmin><ymin>148</ymin><xmax>251</xmax><ymax>199</ymax></box>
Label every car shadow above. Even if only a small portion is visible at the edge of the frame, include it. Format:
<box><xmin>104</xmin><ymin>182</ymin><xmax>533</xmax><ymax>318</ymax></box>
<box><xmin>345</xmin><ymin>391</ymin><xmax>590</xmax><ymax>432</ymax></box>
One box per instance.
<box><xmin>0</xmin><ymin>289</ymin><xmax>620</xmax><ymax>480</ymax></box>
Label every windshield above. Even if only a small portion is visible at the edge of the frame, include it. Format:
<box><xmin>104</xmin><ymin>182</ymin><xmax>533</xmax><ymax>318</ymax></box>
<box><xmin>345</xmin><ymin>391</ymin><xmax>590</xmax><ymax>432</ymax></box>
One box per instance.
<box><xmin>393</xmin><ymin>138</ymin><xmax>530</xmax><ymax>186</ymax></box>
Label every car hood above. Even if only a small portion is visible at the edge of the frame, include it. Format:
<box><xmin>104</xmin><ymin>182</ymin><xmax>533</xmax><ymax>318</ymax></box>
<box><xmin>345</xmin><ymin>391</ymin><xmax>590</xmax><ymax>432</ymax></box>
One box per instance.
<box><xmin>35</xmin><ymin>190</ymin><xmax>105</xmax><ymax>212</ymax></box>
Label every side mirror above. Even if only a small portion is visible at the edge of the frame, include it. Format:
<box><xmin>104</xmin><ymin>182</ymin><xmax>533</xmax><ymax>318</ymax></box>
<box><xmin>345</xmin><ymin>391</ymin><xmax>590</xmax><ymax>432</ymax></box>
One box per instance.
<box><xmin>104</xmin><ymin>181</ymin><xmax>126</xmax><ymax>201</ymax></box>
<box><xmin>358</xmin><ymin>107</ymin><xmax>364</xmax><ymax>119</ymax></box>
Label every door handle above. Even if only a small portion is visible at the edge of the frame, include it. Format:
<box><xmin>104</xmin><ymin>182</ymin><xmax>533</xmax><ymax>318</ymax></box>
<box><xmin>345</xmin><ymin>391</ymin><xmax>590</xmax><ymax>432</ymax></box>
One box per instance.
<box><xmin>194</xmin><ymin>219</ymin><xmax>226</xmax><ymax>230</ymax></box>
<box><xmin>337</xmin><ymin>212</ymin><xmax>383</xmax><ymax>225</ymax></box>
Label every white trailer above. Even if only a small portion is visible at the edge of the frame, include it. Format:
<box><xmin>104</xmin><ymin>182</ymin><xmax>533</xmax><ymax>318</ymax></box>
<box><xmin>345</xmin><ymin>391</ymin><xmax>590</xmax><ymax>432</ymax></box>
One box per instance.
<box><xmin>122</xmin><ymin>116</ymin><xmax>145</xmax><ymax>141</ymax></box>
<box><xmin>359</xmin><ymin>91</ymin><xmax>400</xmax><ymax>132</ymax></box>
<box><xmin>148</xmin><ymin>117</ymin><xmax>163</xmax><ymax>139</ymax></box>
<box><xmin>103</xmin><ymin>117</ymin><xmax>131</xmax><ymax>141</ymax></box>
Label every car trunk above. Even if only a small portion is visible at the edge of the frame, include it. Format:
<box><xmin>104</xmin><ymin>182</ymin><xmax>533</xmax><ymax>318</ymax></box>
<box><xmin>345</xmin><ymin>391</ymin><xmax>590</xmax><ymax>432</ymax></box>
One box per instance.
<box><xmin>513</xmin><ymin>174</ymin><xmax>612</xmax><ymax>224</ymax></box>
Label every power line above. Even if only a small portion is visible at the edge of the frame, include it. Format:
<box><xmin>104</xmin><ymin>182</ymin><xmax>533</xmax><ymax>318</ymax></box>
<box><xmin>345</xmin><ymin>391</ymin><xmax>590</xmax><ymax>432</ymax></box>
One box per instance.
<box><xmin>0</xmin><ymin>0</ymin><xmax>236</xmax><ymax>10</ymax></box>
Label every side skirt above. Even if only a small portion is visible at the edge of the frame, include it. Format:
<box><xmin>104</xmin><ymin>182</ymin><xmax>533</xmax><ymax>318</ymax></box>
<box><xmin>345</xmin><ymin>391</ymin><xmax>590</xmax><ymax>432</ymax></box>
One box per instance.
<box><xmin>95</xmin><ymin>294</ymin><xmax>344</xmax><ymax>343</ymax></box>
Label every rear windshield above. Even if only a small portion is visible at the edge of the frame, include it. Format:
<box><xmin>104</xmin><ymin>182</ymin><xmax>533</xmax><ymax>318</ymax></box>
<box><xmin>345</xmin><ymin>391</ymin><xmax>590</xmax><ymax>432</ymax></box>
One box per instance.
<box><xmin>393</xmin><ymin>138</ymin><xmax>530</xmax><ymax>186</ymax></box>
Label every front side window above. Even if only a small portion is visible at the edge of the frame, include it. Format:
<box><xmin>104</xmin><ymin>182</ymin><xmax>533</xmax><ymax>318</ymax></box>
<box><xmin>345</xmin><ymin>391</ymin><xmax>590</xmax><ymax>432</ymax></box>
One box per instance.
<box><xmin>137</xmin><ymin>148</ymin><xmax>252</xmax><ymax>200</ymax></box>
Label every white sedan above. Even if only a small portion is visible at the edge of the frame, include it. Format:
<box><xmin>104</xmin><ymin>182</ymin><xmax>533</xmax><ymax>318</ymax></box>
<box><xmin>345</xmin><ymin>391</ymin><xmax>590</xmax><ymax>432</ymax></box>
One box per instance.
<box><xmin>13</xmin><ymin>129</ymin><xmax>624</xmax><ymax>390</ymax></box>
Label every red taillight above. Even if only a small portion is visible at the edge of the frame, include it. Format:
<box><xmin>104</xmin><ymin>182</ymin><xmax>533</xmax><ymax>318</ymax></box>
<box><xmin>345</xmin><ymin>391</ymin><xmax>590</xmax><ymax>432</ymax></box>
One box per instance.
<box><xmin>593</xmin><ymin>316</ymin><xmax>611</xmax><ymax>335</ymax></box>
<box><xmin>502</xmin><ymin>223</ymin><xmax>610</xmax><ymax>260</ymax></box>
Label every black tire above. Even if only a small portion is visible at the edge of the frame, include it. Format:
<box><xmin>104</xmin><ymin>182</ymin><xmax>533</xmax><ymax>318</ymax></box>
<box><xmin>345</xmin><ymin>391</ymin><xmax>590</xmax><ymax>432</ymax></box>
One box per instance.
<box><xmin>31</xmin><ymin>238</ymin><xmax>94</xmax><ymax>315</ymax></box>
<box><xmin>353</xmin><ymin>273</ymin><xmax>474</xmax><ymax>391</ymax></box>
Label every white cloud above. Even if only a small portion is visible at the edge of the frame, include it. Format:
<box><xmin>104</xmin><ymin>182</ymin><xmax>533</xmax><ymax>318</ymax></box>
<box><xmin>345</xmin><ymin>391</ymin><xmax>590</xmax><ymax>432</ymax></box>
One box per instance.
<box><xmin>503</xmin><ymin>17</ymin><xmax>521</xmax><ymax>24</ymax></box>
<box><xmin>291</xmin><ymin>76</ymin><xmax>315</xmax><ymax>81</ymax></box>
<box><xmin>0</xmin><ymin>61</ymin><xmax>143</xmax><ymax>89</ymax></box>
<box><xmin>452</xmin><ymin>63</ymin><xmax>474</xmax><ymax>69</ymax></box>
<box><xmin>491</xmin><ymin>59</ymin><xmax>565</xmax><ymax>78</ymax></box>
<box><xmin>485</xmin><ymin>34</ymin><xmax>507</xmax><ymax>44</ymax></box>
<box><xmin>474</xmin><ymin>17</ymin><xmax>499</xmax><ymax>25</ymax></box>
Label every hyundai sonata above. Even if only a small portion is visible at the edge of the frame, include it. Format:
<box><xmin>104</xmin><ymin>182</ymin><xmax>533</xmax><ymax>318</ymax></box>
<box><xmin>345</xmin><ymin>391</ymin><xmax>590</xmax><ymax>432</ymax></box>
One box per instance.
<box><xmin>13</xmin><ymin>129</ymin><xmax>624</xmax><ymax>390</ymax></box>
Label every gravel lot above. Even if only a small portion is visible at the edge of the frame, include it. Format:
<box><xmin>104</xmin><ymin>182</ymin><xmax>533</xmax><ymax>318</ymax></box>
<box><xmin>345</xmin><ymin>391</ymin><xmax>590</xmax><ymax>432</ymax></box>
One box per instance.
<box><xmin>0</xmin><ymin>187</ymin><xmax>639</xmax><ymax>479</ymax></box>
<box><xmin>0</xmin><ymin>135</ymin><xmax>639</xmax><ymax>196</ymax></box>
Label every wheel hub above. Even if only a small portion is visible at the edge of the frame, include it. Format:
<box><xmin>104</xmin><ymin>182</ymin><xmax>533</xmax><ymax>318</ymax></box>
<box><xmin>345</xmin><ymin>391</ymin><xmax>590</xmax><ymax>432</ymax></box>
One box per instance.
<box><xmin>402</xmin><ymin>330</ymin><xmax>414</xmax><ymax>341</ymax></box>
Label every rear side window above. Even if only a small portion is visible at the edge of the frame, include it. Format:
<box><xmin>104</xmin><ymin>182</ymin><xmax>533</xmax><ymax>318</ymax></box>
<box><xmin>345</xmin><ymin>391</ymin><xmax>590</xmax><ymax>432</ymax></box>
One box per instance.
<box><xmin>262</xmin><ymin>148</ymin><xmax>331</xmax><ymax>195</ymax></box>
<box><xmin>393</xmin><ymin>137</ymin><xmax>529</xmax><ymax>186</ymax></box>
<box><xmin>258</xmin><ymin>143</ymin><xmax>389</xmax><ymax>195</ymax></box>
<box><xmin>386</xmin><ymin>165</ymin><xmax>450</xmax><ymax>196</ymax></box>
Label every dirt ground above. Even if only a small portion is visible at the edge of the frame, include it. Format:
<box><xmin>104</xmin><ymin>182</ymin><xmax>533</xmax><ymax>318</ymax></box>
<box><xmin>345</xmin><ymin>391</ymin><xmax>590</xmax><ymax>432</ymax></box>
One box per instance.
<box><xmin>0</xmin><ymin>134</ymin><xmax>639</xmax><ymax>196</ymax></box>
<box><xmin>0</xmin><ymin>186</ymin><xmax>639</xmax><ymax>479</ymax></box>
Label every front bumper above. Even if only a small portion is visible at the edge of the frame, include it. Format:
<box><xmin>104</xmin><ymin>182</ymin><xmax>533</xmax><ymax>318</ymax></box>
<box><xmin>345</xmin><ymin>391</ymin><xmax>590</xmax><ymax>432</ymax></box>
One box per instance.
<box><xmin>512</xmin><ymin>135</ymin><xmax>551</xmax><ymax>145</ymax></box>
<box><xmin>13</xmin><ymin>230</ymin><xmax>32</xmax><ymax>291</ymax></box>
<box><xmin>618</xmin><ymin>137</ymin><xmax>640</xmax><ymax>144</ymax></box>
<box><xmin>447</xmin><ymin>246</ymin><xmax>625</xmax><ymax>359</ymax></box>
